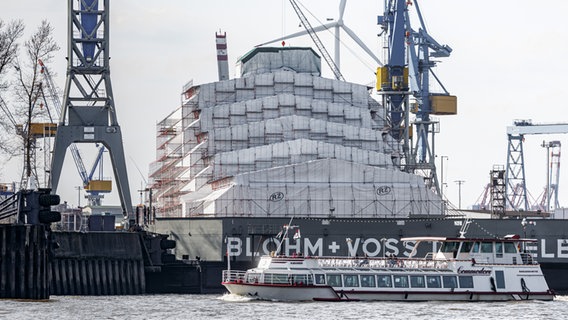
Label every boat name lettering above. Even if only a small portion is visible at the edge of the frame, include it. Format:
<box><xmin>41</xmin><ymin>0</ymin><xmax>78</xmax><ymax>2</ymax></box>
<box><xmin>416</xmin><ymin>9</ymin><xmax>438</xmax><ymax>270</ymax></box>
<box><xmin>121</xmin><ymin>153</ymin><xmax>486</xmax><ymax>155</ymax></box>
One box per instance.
<box><xmin>268</xmin><ymin>192</ymin><xmax>285</xmax><ymax>202</ymax></box>
<box><xmin>376</xmin><ymin>186</ymin><xmax>391</xmax><ymax>196</ymax></box>
<box><xmin>226</xmin><ymin>236</ymin><xmax>413</xmax><ymax>258</ymax></box>
<box><xmin>457</xmin><ymin>266</ymin><xmax>491</xmax><ymax>275</ymax></box>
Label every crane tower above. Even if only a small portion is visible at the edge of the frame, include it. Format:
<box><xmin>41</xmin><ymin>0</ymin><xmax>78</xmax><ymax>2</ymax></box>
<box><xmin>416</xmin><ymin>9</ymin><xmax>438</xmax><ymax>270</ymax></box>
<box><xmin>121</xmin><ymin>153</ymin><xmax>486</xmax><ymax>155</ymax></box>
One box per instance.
<box><xmin>377</xmin><ymin>0</ymin><xmax>456</xmax><ymax>193</ymax></box>
<box><xmin>50</xmin><ymin>0</ymin><xmax>134</xmax><ymax>224</ymax></box>
<box><xmin>506</xmin><ymin>120</ymin><xmax>568</xmax><ymax>212</ymax></box>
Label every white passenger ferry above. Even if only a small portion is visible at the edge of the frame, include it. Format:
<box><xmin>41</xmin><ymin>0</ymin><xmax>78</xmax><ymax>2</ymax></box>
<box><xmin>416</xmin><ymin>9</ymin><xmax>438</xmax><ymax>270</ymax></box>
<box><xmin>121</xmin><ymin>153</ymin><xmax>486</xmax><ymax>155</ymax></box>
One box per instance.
<box><xmin>222</xmin><ymin>235</ymin><xmax>554</xmax><ymax>301</ymax></box>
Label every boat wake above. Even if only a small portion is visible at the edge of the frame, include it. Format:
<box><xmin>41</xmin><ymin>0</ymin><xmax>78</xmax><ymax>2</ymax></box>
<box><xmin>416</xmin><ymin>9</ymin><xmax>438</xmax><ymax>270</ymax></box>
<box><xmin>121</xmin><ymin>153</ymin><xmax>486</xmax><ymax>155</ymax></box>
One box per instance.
<box><xmin>218</xmin><ymin>293</ymin><xmax>253</xmax><ymax>302</ymax></box>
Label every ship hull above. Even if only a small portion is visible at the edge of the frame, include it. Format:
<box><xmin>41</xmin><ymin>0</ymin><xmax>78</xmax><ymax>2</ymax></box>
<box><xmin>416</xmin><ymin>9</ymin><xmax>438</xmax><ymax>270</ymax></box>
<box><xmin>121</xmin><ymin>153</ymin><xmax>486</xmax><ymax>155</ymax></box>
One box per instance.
<box><xmin>224</xmin><ymin>283</ymin><xmax>553</xmax><ymax>302</ymax></box>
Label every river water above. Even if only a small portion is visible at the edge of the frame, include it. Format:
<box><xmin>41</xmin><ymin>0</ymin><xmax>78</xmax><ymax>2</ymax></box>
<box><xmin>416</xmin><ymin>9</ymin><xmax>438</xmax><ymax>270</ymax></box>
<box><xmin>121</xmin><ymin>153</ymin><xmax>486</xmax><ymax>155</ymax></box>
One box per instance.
<box><xmin>2</xmin><ymin>294</ymin><xmax>567</xmax><ymax>320</ymax></box>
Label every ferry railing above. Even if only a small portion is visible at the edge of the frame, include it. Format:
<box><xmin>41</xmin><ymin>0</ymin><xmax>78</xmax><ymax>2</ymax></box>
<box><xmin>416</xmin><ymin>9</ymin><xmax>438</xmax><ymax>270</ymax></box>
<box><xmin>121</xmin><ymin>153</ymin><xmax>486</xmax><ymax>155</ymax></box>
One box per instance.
<box><xmin>222</xmin><ymin>270</ymin><xmax>314</xmax><ymax>285</ymax></box>
<box><xmin>520</xmin><ymin>253</ymin><xmax>537</xmax><ymax>265</ymax></box>
<box><xmin>222</xmin><ymin>270</ymin><xmax>246</xmax><ymax>283</ymax></box>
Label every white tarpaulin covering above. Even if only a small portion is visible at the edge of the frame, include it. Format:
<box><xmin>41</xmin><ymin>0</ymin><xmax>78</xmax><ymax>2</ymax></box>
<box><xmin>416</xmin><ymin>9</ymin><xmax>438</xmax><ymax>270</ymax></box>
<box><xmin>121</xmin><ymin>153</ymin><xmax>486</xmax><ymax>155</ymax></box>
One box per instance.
<box><xmin>212</xmin><ymin>139</ymin><xmax>394</xmax><ymax>179</ymax></box>
<box><xmin>207</xmin><ymin>115</ymin><xmax>387</xmax><ymax>154</ymax></box>
<box><xmin>195</xmin><ymin>71</ymin><xmax>376</xmax><ymax>110</ymax></box>
<box><xmin>198</xmin><ymin>94</ymin><xmax>379</xmax><ymax>130</ymax></box>
<box><xmin>181</xmin><ymin>159</ymin><xmax>442</xmax><ymax>218</ymax></box>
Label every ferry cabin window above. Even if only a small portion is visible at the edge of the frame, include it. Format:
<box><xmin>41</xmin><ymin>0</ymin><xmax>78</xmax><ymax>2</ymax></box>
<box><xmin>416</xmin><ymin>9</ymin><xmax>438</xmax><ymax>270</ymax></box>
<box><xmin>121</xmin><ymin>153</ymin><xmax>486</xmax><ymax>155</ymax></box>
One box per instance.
<box><xmin>293</xmin><ymin>274</ymin><xmax>309</xmax><ymax>285</ymax></box>
<box><xmin>480</xmin><ymin>242</ymin><xmax>493</xmax><ymax>253</ymax></box>
<box><xmin>270</xmin><ymin>274</ymin><xmax>288</xmax><ymax>284</ymax></box>
<box><xmin>495</xmin><ymin>242</ymin><xmax>504</xmax><ymax>258</ymax></box>
<box><xmin>246</xmin><ymin>273</ymin><xmax>261</xmax><ymax>283</ymax></box>
<box><xmin>307</xmin><ymin>274</ymin><xmax>313</xmax><ymax>285</ymax></box>
<box><xmin>377</xmin><ymin>275</ymin><xmax>392</xmax><ymax>288</ymax></box>
<box><xmin>441</xmin><ymin>242</ymin><xmax>460</xmax><ymax>253</ymax></box>
<box><xmin>393</xmin><ymin>275</ymin><xmax>409</xmax><ymax>288</ymax></box>
<box><xmin>410</xmin><ymin>276</ymin><xmax>425</xmax><ymax>288</ymax></box>
<box><xmin>360</xmin><ymin>275</ymin><xmax>376</xmax><ymax>287</ymax></box>
<box><xmin>426</xmin><ymin>276</ymin><xmax>441</xmax><ymax>288</ymax></box>
<box><xmin>471</xmin><ymin>242</ymin><xmax>480</xmax><ymax>253</ymax></box>
<box><xmin>504</xmin><ymin>242</ymin><xmax>517</xmax><ymax>253</ymax></box>
<box><xmin>459</xmin><ymin>276</ymin><xmax>474</xmax><ymax>288</ymax></box>
<box><xmin>442</xmin><ymin>276</ymin><xmax>458</xmax><ymax>289</ymax></box>
<box><xmin>327</xmin><ymin>274</ymin><xmax>342</xmax><ymax>287</ymax></box>
<box><xmin>315</xmin><ymin>274</ymin><xmax>326</xmax><ymax>285</ymax></box>
<box><xmin>461</xmin><ymin>241</ymin><xmax>474</xmax><ymax>253</ymax></box>
<box><xmin>343</xmin><ymin>275</ymin><xmax>359</xmax><ymax>287</ymax></box>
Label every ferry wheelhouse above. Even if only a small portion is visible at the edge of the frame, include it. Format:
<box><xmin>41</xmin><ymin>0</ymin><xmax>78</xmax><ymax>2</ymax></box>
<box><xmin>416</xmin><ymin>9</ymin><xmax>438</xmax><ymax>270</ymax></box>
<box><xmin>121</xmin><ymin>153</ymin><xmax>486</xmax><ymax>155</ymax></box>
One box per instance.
<box><xmin>222</xmin><ymin>236</ymin><xmax>554</xmax><ymax>301</ymax></box>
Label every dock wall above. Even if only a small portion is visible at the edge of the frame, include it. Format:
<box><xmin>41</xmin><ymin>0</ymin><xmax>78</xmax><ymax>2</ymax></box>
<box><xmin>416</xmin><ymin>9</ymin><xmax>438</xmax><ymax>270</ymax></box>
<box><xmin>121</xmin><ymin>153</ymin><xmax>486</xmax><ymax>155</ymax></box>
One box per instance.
<box><xmin>50</xmin><ymin>231</ymin><xmax>145</xmax><ymax>295</ymax></box>
<box><xmin>0</xmin><ymin>224</ymin><xmax>50</xmax><ymax>299</ymax></box>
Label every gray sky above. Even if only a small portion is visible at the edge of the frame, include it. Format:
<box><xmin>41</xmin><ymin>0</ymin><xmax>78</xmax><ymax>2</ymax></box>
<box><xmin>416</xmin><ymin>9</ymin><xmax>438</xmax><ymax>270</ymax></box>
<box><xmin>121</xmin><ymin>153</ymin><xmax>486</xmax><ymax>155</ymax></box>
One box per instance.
<box><xmin>2</xmin><ymin>0</ymin><xmax>568</xmax><ymax>211</ymax></box>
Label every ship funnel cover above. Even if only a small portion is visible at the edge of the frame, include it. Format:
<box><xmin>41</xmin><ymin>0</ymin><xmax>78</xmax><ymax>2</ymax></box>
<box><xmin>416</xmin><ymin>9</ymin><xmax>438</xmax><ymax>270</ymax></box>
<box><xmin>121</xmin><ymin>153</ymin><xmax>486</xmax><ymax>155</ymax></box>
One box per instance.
<box><xmin>237</xmin><ymin>47</ymin><xmax>321</xmax><ymax>78</ymax></box>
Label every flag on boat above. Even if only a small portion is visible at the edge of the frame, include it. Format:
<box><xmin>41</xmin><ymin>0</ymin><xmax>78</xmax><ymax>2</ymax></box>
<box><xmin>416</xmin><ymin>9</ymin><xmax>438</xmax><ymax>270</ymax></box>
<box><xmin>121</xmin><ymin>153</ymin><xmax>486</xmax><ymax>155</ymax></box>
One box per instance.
<box><xmin>293</xmin><ymin>229</ymin><xmax>301</xmax><ymax>240</ymax></box>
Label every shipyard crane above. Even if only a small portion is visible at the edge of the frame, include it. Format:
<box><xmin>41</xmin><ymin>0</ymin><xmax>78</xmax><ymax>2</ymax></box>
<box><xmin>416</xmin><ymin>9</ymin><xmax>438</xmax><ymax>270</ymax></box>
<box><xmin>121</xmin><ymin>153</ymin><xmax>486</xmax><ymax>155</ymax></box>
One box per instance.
<box><xmin>259</xmin><ymin>0</ymin><xmax>455</xmax><ymax>195</ymax></box>
<box><xmin>377</xmin><ymin>0</ymin><xmax>456</xmax><ymax>193</ymax></box>
<box><xmin>473</xmin><ymin>183</ymin><xmax>491</xmax><ymax>210</ymax></box>
<box><xmin>537</xmin><ymin>140</ymin><xmax>561</xmax><ymax>211</ymax></box>
<box><xmin>51</xmin><ymin>0</ymin><xmax>134</xmax><ymax>224</ymax></box>
<box><xmin>38</xmin><ymin>59</ymin><xmax>112</xmax><ymax>207</ymax></box>
<box><xmin>505</xmin><ymin>120</ymin><xmax>568</xmax><ymax>211</ymax></box>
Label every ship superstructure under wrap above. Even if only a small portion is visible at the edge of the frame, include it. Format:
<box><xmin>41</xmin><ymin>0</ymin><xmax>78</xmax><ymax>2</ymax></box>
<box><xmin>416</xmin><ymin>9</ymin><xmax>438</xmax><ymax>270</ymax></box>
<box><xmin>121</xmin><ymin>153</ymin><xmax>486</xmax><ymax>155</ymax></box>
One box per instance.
<box><xmin>149</xmin><ymin>47</ymin><xmax>443</xmax><ymax>218</ymax></box>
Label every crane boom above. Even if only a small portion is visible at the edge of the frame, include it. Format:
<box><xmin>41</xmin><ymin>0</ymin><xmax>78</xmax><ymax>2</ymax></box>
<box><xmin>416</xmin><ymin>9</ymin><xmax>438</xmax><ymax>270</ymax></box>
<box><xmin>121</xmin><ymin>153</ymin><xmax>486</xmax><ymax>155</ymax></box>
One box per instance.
<box><xmin>88</xmin><ymin>145</ymin><xmax>105</xmax><ymax>181</ymax></box>
<box><xmin>507</xmin><ymin>120</ymin><xmax>568</xmax><ymax>135</ymax></box>
<box><xmin>38</xmin><ymin>60</ymin><xmax>62</xmax><ymax>116</ymax></box>
<box><xmin>288</xmin><ymin>0</ymin><xmax>345</xmax><ymax>81</ymax></box>
<box><xmin>0</xmin><ymin>97</ymin><xmax>19</xmax><ymax>129</ymax></box>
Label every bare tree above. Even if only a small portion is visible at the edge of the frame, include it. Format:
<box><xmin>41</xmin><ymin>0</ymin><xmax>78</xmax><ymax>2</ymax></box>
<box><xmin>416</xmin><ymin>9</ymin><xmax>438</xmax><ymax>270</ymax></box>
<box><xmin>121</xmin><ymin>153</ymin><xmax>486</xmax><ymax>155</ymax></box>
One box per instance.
<box><xmin>0</xmin><ymin>19</ymin><xmax>24</xmax><ymax>83</ymax></box>
<box><xmin>0</xmin><ymin>19</ymin><xmax>24</xmax><ymax>155</ymax></box>
<box><xmin>10</xmin><ymin>20</ymin><xmax>60</xmax><ymax>186</ymax></box>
